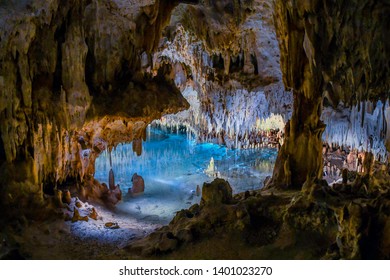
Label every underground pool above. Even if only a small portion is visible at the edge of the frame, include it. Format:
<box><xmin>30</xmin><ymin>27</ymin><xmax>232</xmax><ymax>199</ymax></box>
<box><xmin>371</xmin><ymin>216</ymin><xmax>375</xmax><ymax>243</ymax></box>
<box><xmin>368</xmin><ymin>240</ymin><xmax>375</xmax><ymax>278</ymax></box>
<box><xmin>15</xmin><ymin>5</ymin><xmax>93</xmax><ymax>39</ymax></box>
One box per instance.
<box><xmin>94</xmin><ymin>126</ymin><xmax>278</xmax><ymax>225</ymax></box>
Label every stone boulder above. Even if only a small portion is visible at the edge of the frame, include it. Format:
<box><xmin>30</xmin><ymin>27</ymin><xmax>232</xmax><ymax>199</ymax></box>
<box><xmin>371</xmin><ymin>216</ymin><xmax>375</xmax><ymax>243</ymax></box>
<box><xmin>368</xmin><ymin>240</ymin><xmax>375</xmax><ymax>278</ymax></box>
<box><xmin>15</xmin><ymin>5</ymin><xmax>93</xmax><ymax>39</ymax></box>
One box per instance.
<box><xmin>200</xmin><ymin>178</ymin><xmax>233</xmax><ymax>206</ymax></box>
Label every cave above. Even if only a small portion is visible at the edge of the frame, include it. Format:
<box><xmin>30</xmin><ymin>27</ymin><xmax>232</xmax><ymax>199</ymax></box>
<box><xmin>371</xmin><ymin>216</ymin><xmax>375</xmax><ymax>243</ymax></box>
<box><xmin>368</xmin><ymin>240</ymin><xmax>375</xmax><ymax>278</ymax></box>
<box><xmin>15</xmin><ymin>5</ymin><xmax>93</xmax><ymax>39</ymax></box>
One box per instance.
<box><xmin>0</xmin><ymin>0</ymin><xmax>389</xmax><ymax>260</ymax></box>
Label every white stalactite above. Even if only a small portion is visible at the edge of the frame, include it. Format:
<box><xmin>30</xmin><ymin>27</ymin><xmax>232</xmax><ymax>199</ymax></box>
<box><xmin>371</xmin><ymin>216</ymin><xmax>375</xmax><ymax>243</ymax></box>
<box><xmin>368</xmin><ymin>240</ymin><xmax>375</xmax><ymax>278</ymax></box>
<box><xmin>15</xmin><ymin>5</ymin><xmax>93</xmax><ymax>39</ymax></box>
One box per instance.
<box><xmin>151</xmin><ymin>26</ymin><xmax>291</xmax><ymax>149</ymax></box>
<box><xmin>322</xmin><ymin>100</ymin><xmax>390</xmax><ymax>161</ymax></box>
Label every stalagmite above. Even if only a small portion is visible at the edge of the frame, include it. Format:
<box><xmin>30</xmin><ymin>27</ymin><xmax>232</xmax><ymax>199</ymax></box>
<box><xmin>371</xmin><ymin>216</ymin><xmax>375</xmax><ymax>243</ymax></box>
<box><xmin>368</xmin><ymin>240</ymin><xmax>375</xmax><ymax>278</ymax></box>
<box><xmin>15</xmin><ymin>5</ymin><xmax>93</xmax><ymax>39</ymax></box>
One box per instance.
<box><xmin>196</xmin><ymin>185</ymin><xmax>201</xmax><ymax>196</ymax></box>
<box><xmin>129</xmin><ymin>173</ymin><xmax>145</xmax><ymax>197</ymax></box>
<box><xmin>72</xmin><ymin>208</ymin><xmax>88</xmax><ymax>223</ymax></box>
<box><xmin>54</xmin><ymin>190</ymin><xmax>64</xmax><ymax>208</ymax></box>
<box><xmin>132</xmin><ymin>138</ymin><xmax>143</xmax><ymax>156</ymax></box>
<box><xmin>205</xmin><ymin>157</ymin><xmax>216</xmax><ymax>176</ymax></box>
<box><xmin>63</xmin><ymin>190</ymin><xmax>72</xmax><ymax>205</ymax></box>
<box><xmin>385</xmin><ymin>103</ymin><xmax>390</xmax><ymax>154</ymax></box>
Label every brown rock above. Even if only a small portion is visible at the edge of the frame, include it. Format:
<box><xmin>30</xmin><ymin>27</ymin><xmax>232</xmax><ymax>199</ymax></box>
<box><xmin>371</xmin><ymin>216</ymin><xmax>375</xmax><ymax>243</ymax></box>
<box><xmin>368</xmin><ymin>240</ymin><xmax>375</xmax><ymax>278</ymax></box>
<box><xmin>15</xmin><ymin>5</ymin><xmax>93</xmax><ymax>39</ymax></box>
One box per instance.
<box><xmin>106</xmin><ymin>185</ymin><xmax>122</xmax><ymax>205</ymax></box>
<box><xmin>63</xmin><ymin>190</ymin><xmax>72</xmax><ymax>205</ymax></box>
<box><xmin>54</xmin><ymin>190</ymin><xmax>64</xmax><ymax>208</ymax></box>
<box><xmin>89</xmin><ymin>208</ymin><xmax>98</xmax><ymax>220</ymax></box>
<box><xmin>196</xmin><ymin>185</ymin><xmax>201</xmax><ymax>197</ymax></box>
<box><xmin>157</xmin><ymin>232</ymin><xmax>178</xmax><ymax>253</ymax></box>
<box><xmin>175</xmin><ymin>228</ymin><xmax>193</xmax><ymax>243</ymax></box>
<box><xmin>200</xmin><ymin>178</ymin><xmax>232</xmax><ymax>206</ymax></box>
<box><xmin>105</xmin><ymin>222</ymin><xmax>119</xmax><ymax>229</ymax></box>
<box><xmin>109</xmin><ymin>169</ymin><xmax>115</xmax><ymax>190</ymax></box>
<box><xmin>72</xmin><ymin>208</ymin><xmax>88</xmax><ymax>223</ymax></box>
<box><xmin>129</xmin><ymin>173</ymin><xmax>145</xmax><ymax>197</ymax></box>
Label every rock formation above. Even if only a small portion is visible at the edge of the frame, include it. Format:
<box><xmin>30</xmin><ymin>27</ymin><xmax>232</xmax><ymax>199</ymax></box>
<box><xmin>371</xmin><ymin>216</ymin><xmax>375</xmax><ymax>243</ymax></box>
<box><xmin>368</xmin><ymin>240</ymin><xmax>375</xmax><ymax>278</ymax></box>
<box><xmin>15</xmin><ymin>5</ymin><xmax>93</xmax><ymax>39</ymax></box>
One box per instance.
<box><xmin>126</xmin><ymin>170</ymin><xmax>390</xmax><ymax>259</ymax></box>
<box><xmin>1</xmin><ymin>0</ymin><xmax>390</xmax><ymax>260</ymax></box>
<box><xmin>270</xmin><ymin>0</ymin><xmax>390</xmax><ymax>188</ymax></box>
<box><xmin>149</xmin><ymin>0</ymin><xmax>292</xmax><ymax>148</ymax></box>
<box><xmin>129</xmin><ymin>173</ymin><xmax>145</xmax><ymax>197</ymax></box>
<box><xmin>0</xmin><ymin>0</ymin><xmax>190</xmax><ymax>218</ymax></box>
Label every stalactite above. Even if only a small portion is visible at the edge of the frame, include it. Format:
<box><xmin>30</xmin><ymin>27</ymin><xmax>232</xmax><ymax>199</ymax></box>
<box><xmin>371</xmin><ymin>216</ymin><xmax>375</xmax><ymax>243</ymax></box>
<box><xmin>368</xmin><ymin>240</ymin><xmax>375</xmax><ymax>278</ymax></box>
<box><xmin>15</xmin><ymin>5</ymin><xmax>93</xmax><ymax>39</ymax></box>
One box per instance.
<box><xmin>109</xmin><ymin>149</ymin><xmax>112</xmax><ymax>168</ymax></box>
<box><xmin>151</xmin><ymin>18</ymin><xmax>291</xmax><ymax>149</ymax></box>
<box><xmin>322</xmin><ymin>100</ymin><xmax>390</xmax><ymax>161</ymax></box>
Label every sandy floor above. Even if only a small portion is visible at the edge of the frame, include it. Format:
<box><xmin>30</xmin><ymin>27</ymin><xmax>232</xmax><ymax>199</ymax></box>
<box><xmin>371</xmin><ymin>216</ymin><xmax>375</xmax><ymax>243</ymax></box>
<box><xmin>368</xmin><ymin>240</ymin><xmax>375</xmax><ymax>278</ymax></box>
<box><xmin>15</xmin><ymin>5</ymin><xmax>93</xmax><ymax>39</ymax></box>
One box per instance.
<box><xmin>9</xmin><ymin>200</ymin><xmax>163</xmax><ymax>259</ymax></box>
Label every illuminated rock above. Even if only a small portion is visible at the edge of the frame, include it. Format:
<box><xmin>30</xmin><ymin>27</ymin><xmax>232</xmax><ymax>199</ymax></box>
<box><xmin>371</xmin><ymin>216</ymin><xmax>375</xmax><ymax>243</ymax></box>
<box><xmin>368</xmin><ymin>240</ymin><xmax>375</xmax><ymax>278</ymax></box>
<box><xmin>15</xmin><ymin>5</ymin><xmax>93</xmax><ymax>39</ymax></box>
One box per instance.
<box><xmin>89</xmin><ymin>207</ymin><xmax>98</xmax><ymax>221</ymax></box>
<box><xmin>205</xmin><ymin>157</ymin><xmax>216</xmax><ymax>176</ymax></box>
<box><xmin>104</xmin><ymin>222</ymin><xmax>119</xmax><ymax>229</ymax></box>
<box><xmin>72</xmin><ymin>208</ymin><xmax>88</xmax><ymax>223</ymax></box>
<box><xmin>129</xmin><ymin>173</ymin><xmax>145</xmax><ymax>197</ymax></box>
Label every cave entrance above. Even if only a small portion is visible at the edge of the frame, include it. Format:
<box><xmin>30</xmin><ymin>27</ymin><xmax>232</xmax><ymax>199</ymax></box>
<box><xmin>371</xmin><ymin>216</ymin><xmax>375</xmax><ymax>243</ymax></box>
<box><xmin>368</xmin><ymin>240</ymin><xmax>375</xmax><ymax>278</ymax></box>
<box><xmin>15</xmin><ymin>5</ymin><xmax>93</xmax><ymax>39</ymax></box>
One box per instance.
<box><xmin>94</xmin><ymin>125</ymin><xmax>277</xmax><ymax>225</ymax></box>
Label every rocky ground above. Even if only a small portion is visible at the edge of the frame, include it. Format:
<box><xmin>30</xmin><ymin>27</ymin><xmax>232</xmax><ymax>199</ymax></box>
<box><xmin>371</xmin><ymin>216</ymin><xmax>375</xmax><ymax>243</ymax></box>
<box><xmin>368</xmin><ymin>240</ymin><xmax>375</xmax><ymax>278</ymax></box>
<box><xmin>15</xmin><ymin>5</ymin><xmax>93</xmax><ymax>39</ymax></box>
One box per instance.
<box><xmin>124</xmin><ymin>164</ymin><xmax>390</xmax><ymax>260</ymax></box>
<box><xmin>0</xmin><ymin>199</ymin><xmax>161</xmax><ymax>259</ymax></box>
<box><xmin>2</xmin><ymin>160</ymin><xmax>389</xmax><ymax>260</ymax></box>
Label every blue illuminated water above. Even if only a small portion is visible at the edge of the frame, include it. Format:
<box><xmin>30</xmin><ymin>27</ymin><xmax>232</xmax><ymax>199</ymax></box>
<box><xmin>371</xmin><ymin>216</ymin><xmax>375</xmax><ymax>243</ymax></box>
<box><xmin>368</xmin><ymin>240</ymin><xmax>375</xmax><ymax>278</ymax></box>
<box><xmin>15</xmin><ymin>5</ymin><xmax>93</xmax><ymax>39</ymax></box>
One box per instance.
<box><xmin>94</xmin><ymin>127</ymin><xmax>277</xmax><ymax>224</ymax></box>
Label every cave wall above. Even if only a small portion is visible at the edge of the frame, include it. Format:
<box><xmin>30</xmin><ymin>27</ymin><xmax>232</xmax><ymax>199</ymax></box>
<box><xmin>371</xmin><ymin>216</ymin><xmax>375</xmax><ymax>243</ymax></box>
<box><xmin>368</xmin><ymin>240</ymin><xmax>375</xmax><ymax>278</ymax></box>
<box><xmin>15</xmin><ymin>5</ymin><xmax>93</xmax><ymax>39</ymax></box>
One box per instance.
<box><xmin>271</xmin><ymin>0</ymin><xmax>390</xmax><ymax>188</ymax></box>
<box><xmin>0</xmin><ymin>0</ymin><xmax>190</xmax><ymax>211</ymax></box>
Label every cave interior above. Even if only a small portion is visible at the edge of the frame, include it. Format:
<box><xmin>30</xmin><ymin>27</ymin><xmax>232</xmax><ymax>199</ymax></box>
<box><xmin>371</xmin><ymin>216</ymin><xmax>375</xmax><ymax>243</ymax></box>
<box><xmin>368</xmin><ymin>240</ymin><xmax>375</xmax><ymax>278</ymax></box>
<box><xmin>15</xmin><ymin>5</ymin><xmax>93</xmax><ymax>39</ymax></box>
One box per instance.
<box><xmin>0</xmin><ymin>0</ymin><xmax>389</xmax><ymax>260</ymax></box>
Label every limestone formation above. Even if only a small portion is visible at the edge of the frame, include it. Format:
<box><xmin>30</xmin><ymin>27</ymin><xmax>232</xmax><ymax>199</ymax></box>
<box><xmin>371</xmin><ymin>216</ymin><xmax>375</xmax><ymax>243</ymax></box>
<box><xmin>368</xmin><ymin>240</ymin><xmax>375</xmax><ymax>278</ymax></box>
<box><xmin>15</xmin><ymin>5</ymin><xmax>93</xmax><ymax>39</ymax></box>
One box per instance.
<box><xmin>1</xmin><ymin>0</ymin><xmax>390</xmax><ymax>261</ymax></box>
<box><xmin>150</xmin><ymin>0</ymin><xmax>292</xmax><ymax>149</ymax></box>
<box><xmin>129</xmin><ymin>173</ymin><xmax>145</xmax><ymax>197</ymax></box>
<box><xmin>196</xmin><ymin>185</ymin><xmax>201</xmax><ymax>197</ymax></box>
<box><xmin>270</xmin><ymin>0</ymin><xmax>390</xmax><ymax>189</ymax></box>
<box><xmin>72</xmin><ymin>208</ymin><xmax>88</xmax><ymax>223</ymax></box>
<box><xmin>108</xmin><ymin>169</ymin><xmax>115</xmax><ymax>191</ymax></box>
<box><xmin>63</xmin><ymin>190</ymin><xmax>72</xmax><ymax>205</ymax></box>
<box><xmin>0</xmin><ymin>0</ymin><xmax>192</xmax><ymax>216</ymax></box>
<box><xmin>200</xmin><ymin>178</ymin><xmax>233</xmax><ymax>206</ymax></box>
<box><xmin>126</xmin><ymin>169</ymin><xmax>390</xmax><ymax>259</ymax></box>
<box><xmin>89</xmin><ymin>207</ymin><xmax>98</xmax><ymax>221</ymax></box>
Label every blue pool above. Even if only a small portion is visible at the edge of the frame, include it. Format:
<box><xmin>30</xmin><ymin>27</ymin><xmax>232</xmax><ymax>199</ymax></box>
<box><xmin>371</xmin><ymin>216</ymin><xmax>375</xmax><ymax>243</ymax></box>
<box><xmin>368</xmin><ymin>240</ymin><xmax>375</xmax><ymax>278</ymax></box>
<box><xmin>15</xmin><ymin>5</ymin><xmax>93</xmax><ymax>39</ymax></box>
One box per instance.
<box><xmin>94</xmin><ymin>127</ymin><xmax>277</xmax><ymax>224</ymax></box>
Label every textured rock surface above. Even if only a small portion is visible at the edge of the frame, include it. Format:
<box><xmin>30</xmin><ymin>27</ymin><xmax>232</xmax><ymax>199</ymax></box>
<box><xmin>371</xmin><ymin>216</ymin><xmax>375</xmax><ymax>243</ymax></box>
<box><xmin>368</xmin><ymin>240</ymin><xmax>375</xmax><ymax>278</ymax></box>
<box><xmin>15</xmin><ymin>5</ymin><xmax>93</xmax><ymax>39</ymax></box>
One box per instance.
<box><xmin>125</xmin><ymin>168</ymin><xmax>390</xmax><ymax>259</ymax></box>
<box><xmin>270</xmin><ymin>0</ymin><xmax>390</xmax><ymax>188</ymax></box>
<box><xmin>1</xmin><ymin>0</ymin><xmax>390</xmax><ymax>261</ymax></box>
<box><xmin>149</xmin><ymin>0</ymin><xmax>292</xmax><ymax>148</ymax></box>
<box><xmin>0</xmin><ymin>0</ymin><xmax>189</xmax><ymax>216</ymax></box>
<box><xmin>200</xmin><ymin>178</ymin><xmax>233</xmax><ymax>206</ymax></box>
<box><xmin>322</xmin><ymin>101</ymin><xmax>390</xmax><ymax>162</ymax></box>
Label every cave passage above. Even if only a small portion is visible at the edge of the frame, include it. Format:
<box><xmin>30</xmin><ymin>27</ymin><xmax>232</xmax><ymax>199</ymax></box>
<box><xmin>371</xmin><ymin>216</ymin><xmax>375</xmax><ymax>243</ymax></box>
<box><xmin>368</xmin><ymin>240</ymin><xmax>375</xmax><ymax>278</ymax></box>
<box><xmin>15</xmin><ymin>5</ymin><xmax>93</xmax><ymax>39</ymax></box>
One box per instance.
<box><xmin>94</xmin><ymin>126</ymin><xmax>277</xmax><ymax>224</ymax></box>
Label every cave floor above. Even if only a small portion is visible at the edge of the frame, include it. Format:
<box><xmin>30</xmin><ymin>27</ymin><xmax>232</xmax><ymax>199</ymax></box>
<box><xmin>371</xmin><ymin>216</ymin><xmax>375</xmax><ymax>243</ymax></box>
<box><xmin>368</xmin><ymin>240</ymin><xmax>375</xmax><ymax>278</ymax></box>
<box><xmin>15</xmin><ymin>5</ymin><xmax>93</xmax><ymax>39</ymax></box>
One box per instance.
<box><xmin>3</xmin><ymin>171</ymin><xmax>390</xmax><ymax>260</ymax></box>
<box><xmin>3</xmin><ymin>189</ymin><xmax>299</xmax><ymax>260</ymax></box>
<box><xmin>4</xmin><ymin>203</ymin><xmax>161</xmax><ymax>260</ymax></box>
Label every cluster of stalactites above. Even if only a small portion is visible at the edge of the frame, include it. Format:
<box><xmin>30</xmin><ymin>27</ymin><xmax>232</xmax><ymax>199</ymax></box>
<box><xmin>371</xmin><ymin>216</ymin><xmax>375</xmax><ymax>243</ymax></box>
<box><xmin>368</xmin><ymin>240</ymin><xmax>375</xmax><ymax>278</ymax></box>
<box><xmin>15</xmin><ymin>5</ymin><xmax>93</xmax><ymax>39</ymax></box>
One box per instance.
<box><xmin>322</xmin><ymin>99</ymin><xmax>390</xmax><ymax>162</ymax></box>
<box><xmin>149</xmin><ymin>25</ymin><xmax>291</xmax><ymax>150</ymax></box>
